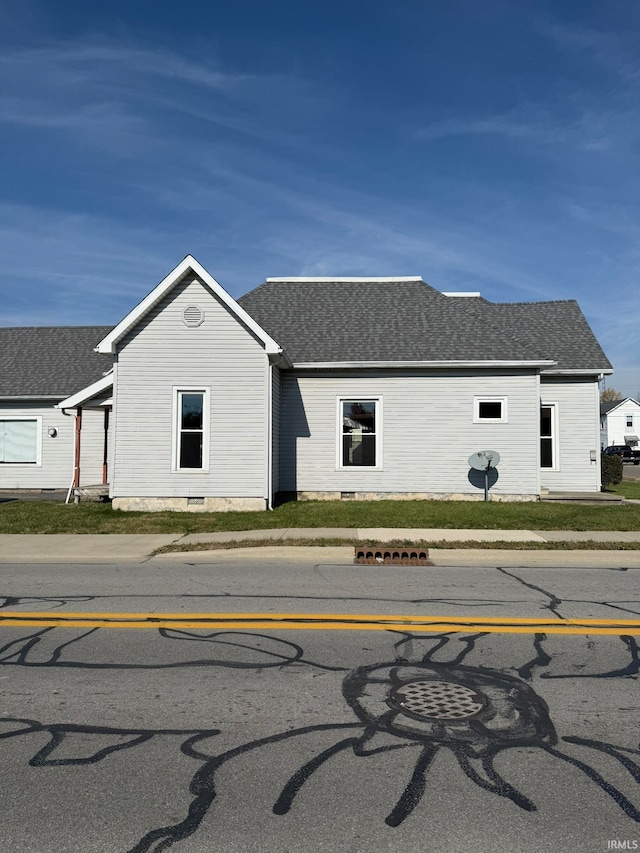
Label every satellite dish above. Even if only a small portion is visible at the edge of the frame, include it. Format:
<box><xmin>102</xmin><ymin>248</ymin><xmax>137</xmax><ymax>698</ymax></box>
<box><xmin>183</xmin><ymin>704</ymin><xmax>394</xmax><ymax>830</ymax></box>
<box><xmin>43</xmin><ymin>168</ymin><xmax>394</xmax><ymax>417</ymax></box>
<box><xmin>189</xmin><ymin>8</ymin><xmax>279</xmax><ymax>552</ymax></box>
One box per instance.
<box><xmin>468</xmin><ymin>450</ymin><xmax>501</xmax><ymax>471</ymax></box>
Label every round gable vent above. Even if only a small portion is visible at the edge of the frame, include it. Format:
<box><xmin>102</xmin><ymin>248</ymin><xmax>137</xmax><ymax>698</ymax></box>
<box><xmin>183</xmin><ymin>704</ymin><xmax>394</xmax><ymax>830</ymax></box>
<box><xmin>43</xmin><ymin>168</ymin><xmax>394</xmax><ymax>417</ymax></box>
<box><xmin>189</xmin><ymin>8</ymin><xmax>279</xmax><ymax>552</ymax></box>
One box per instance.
<box><xmin>182</xmin><ymin>305</ymin><xmax>205</xmax><ymax>327</ymax></box>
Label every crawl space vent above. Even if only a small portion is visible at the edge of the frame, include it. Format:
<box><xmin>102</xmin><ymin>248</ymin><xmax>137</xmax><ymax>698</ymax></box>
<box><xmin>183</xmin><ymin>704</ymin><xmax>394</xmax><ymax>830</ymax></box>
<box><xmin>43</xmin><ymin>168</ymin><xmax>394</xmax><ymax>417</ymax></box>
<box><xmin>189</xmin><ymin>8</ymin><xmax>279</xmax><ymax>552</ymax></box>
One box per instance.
<box><xmin>182</xmin><ymin>305</ymin><xmax>205</xmax><ymax>327</ymax></box>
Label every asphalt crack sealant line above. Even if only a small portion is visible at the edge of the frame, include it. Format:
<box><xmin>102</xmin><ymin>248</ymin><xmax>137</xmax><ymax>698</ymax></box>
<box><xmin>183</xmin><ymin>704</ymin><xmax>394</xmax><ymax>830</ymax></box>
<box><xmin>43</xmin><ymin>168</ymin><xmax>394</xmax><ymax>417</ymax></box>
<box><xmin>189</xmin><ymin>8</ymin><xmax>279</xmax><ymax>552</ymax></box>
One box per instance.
<box><xmin>0</xmin><ymin>612</ymin><xmax>639</xmax><ymax>635</ymax></box>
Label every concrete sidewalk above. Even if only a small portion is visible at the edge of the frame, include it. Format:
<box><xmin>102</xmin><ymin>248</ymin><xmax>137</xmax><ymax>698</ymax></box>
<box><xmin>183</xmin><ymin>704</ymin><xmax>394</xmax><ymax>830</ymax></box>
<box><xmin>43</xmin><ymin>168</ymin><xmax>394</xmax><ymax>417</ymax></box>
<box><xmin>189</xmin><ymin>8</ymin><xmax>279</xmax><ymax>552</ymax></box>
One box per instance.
<box><xmin>1</xmin><ymin>528</ymin><xmax>640</xmax><ymax>567</ymax></box>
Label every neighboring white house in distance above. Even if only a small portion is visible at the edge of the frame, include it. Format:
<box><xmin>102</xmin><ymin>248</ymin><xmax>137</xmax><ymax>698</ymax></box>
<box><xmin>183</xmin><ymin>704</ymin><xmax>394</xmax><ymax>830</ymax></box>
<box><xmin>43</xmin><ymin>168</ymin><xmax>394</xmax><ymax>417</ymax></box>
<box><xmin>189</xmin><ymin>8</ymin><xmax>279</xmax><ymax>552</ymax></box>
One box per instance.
<box><xmin>600</xmin><ymin>397</ymin><xmax>640</xmax><ymax>451</ymax></box>
<box><xmin>1</xmin><ymin>256</ymin><xmax>613</xmax><ymax>509</ymax></box>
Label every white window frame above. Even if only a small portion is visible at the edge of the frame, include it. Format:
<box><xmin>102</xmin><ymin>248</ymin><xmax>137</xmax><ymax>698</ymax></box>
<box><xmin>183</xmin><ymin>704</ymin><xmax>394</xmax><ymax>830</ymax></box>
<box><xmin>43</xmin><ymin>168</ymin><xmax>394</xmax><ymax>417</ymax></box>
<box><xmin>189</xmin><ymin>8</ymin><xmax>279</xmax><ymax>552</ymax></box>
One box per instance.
<box><xmin>540</xmin><ymin>402</ymin><xmax>559</xmax><ymax>471</ymax></box>
<box><xmin>336</xmin><ymin>396</ymin><xmax>383</xmax><ymax>470</ymax></box>
<box><xmin>473</xmin><ymin>397</ymin><xmax>508</xmax><ymax>424</ymax></box>
<box><xmin>0</xmin><ymin>416</ymin><xmax>42</xmax><ymax>465</ymax></box>
<box><xmin>626</xmin><ymin>414</ymin><xmax>634</xmax><ymax>429</ymax></box>
<box><xmin>171</xmin><ymin>388</ymin><xmax>210</xmax><ymax>473</ymax></box>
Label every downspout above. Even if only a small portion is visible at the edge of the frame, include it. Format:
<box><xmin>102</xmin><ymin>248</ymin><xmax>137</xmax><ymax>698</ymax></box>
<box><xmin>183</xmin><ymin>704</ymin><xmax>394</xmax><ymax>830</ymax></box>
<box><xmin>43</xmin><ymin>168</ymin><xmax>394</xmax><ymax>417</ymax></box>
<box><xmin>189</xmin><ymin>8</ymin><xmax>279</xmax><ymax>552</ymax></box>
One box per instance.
<box><xmin>535</xmin><ymin>372</ymin><xmax>541</xmax><ymax>498</ymax></box>
<box><xmin>595</xmin><ymin>374</ymin><xmax>603</xmax><ymax>491</ymax></box>
<box><xmin>102</xmin><ymin>408</ymin><xmax>109</xmax><ymax>485</ymax></box>
<box><xmin>267</xmin><ymin>360</ymin><xmax>273</xmax><ymax>510</ymax></box>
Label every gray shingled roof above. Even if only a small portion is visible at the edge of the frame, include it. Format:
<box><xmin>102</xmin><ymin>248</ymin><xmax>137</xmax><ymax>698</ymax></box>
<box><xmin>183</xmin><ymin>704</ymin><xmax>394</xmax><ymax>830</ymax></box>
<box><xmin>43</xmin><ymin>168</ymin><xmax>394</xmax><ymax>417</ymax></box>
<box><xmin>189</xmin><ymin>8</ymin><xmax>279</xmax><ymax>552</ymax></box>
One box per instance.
<box><xmin>238</xmin><ymin>280</ymin><xmax>611</xmax><ymax>370</ymax></box>
<box><xmin>1</xmin><ymin>278</ymin><xmax>610</xmax><ymax>396</ymax></box>
<box><xmin>0</xmin><ymin>327</ymin><xmax>113</xmax><ymax>397</ymax></box>
<box><xmin>452</xmin><ymin>297</ymin><xmax>612</xmax><ymax>372</ymax></box>
<box><xmin>601</xmin><ymin>400</ymin><xmax>621</xmax><ymax>415</ymax></box>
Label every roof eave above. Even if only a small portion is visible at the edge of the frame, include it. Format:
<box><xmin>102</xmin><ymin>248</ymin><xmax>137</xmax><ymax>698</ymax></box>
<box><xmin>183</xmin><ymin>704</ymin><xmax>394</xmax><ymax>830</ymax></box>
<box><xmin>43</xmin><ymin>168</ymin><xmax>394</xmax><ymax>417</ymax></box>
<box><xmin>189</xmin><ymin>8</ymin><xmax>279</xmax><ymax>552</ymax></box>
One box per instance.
<box><xmin>291</xmin><ymin>359</ymin><xmax>557</xmax><ymax>369</ymax></box>
<box><xmin>0</xmin><ymin>395</ymin><xmax>67</xmax><ymax>401</ymax></box>
<box><xmin>542</xmin><ymin>368</ymin><xmax>614</xmax><ymax>376</ymax></box>
<box><xmin>56</xmin><ymin>372</ymin><xmax>114</xmax><ymax>409</ymax></box>
<box><xmin>602</xmin><ymin>397</ymin><xmax>640</xmax><ymax>412</ymax></box>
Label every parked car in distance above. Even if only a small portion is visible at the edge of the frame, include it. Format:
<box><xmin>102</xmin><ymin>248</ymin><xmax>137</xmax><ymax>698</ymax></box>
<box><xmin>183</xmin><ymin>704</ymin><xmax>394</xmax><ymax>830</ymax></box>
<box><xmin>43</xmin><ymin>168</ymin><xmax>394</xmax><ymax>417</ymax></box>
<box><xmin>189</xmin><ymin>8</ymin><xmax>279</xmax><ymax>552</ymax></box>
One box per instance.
<box><xmin>603</xmin><ymin>445</ymin><xmax>640</xmax><ymax>464</ymax></box>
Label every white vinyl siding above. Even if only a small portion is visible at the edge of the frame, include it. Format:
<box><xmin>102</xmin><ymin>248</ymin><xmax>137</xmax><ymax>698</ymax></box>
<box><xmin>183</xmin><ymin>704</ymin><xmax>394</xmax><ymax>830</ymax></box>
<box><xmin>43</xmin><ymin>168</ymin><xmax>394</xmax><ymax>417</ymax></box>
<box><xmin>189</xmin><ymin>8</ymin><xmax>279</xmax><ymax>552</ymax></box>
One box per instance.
<box><xmin>540</xmin><ymin>376</ymin><xmax>600</xmax><ymax>492</ymax></box>
<box><xmin>280</xmin><ymin>369</ymin><xmax>540</xmax><ymax>496</ymax></box>
<box><xmin>111</xmin><ymin>273</ymin><xmax>269</xmax><ymax>499</ymax></box>
<box><xmin>0</xmin><ymin>404</ymin><xmax>105</xmax><ymax>489</ymax></box>
<box><xmin>78</xmin><ymin>408</ymin><xmax>110</xmax><ymax>485</ymax></box>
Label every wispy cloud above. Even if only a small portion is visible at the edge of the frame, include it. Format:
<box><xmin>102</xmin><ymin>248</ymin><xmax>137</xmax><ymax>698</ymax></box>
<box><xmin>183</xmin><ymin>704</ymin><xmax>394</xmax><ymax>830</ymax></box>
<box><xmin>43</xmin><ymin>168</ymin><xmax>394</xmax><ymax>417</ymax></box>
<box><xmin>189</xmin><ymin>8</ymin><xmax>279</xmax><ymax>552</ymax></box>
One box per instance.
<box><xmin>540</xmin><ymin>20</ymin><xmax>640</xmax><ymax>85</ymax></box>
<box><xmin>412</xmin><ymin>101</ymin><xmax>637</xmax><ymax>155</ymax></box>
<box><xmin>0</xmin><ymin>21</ymin><xmax>639</xmax><ymax>394</ymax></box>
<box><xmin>0</xmin><ymin>41</ymin><xmax>245</xmax><ymax>91</ymax></box>
<box><xmin>0</xmin><ymin>39</ymin><xmax>328</xmax><ymax>147</ymax></box>
<box><xmin>414</xmin><ymin>110</ymin><xmax>566</xmax><ymax>145</ymax></box>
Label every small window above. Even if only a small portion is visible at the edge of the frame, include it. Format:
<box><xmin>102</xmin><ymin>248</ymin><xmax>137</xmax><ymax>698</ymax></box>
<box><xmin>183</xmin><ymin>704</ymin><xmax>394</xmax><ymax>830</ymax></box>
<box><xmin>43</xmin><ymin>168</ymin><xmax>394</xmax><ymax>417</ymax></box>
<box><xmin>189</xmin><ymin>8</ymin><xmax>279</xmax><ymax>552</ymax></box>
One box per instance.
<box><xmin>173</xmin><ymin>390</ymin><xmax>209</xmax><ymax>471</ymax></box>
<box><xmin>339</xmin><ymin>399</ymin><xmax>380</xmax><ymax>467</ymax></box>
<box><xmin>474</xmin><ymin>397</ymin><xmax>507</xmax><ymax>423</ymax></box>
<box><xmin>0</xmin><ymin>418</ymin><xmax>41</xmax><ymax>464</ymax></box>
<box><xmin>627</xmin><ymin>415</ymin><xmax>633</xmax><ymax>428</ymax></box>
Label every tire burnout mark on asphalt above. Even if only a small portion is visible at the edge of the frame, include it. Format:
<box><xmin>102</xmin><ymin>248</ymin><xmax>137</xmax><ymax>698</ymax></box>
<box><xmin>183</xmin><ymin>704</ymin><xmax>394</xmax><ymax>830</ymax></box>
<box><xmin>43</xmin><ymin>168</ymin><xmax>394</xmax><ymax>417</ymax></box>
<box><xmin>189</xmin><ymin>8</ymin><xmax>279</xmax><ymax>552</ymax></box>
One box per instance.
<box><xmin>1</xmin><ymin>623</ymin><xmax>639</xmax><ymax>850</ymax></box>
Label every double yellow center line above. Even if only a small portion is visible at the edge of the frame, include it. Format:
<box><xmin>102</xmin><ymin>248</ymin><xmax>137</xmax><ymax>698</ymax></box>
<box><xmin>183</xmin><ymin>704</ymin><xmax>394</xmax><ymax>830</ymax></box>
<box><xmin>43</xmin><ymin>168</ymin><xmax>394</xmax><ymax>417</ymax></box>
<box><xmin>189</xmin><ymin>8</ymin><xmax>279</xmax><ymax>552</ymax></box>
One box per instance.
<box><xmin>0</xmin><ymin>612</ymin><xmax>639</xmax><ymax>635</ymax></box>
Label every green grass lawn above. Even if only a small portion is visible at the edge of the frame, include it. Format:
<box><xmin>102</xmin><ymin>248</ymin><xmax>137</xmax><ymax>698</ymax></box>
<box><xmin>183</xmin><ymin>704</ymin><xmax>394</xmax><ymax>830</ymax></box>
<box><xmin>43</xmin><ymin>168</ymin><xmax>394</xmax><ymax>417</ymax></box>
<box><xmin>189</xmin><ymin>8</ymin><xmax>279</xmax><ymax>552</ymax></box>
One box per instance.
<box><xmin>1</xmin><ymin>494</ymin><xmax>640</xmax><ymax>533</ymax></box>
<box><xmin>610</xmin><ymin>478</ymin><xmax>640</xmax><ymax>500</ymax></box>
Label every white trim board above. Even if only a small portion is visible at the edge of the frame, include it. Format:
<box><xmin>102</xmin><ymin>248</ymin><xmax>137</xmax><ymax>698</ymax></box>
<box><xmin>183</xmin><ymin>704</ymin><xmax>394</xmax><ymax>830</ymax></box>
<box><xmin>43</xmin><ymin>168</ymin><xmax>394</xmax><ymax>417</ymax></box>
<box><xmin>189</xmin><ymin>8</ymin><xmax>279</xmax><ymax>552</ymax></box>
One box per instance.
<box><xmin>56</xmin><ymin>373</ymin><xmax>114</xmax><ymax>409</ymax></box>
<box><xmin>293</xmin><ymin>360</ymin><xmax>556</xmax><ymax>369</ymax></box>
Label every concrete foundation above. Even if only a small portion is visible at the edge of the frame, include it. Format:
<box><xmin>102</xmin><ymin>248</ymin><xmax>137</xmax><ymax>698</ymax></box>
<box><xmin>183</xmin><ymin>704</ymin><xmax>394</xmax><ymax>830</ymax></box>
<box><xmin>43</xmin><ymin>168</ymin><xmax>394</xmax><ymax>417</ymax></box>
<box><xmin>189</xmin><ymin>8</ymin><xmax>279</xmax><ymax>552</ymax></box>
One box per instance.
<box><xmin>111</xmin><ymin>497</ymin><xmax>267</xmax><ymax>513</ymax></box>
<box><xmin>295</xmin><ymin>491</ymin><xmax>539</xmax><ymax>503</ymax></box>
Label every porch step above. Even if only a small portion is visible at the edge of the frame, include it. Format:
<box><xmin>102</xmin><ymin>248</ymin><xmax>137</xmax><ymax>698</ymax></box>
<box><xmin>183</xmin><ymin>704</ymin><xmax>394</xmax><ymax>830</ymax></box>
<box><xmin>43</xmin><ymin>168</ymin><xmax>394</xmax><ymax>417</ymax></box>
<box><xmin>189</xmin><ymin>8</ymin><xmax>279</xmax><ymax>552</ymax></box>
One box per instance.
<box><xmin>540</xmin><ymin>491</ymin><xmax>623</xmax><ymax>503</ymax></box>
<box><xmin>73</xmin><ymin>484</ymin><xmax>110</xmax><ymax>503</ymax></box>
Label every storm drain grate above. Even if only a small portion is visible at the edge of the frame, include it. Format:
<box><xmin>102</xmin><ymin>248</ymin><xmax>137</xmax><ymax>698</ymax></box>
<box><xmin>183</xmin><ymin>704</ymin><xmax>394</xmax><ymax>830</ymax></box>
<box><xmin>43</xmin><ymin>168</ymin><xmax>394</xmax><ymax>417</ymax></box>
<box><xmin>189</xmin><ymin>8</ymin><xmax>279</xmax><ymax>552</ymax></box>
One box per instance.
<box><xmin>391</xmin><ymin>680</ymin><xmax>485</xmax><ymax>720</ymax></box>
<box><xmin>354</xmin><ymin>547</ymin><xmax>432</xmax><ymax>565</ymax></box>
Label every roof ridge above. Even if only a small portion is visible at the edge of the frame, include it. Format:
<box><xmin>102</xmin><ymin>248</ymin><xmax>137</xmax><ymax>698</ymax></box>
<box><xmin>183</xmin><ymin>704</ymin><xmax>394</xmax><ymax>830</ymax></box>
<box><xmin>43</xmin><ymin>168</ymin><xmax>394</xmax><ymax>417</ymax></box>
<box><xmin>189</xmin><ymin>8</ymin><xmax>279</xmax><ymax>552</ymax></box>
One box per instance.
<box><xmin>493</xmin><ymin>299</ymin><xmax>578</xmax><ymax>307</ymax></box>
<box><xmin>263</xmin><ymin>276</ymin><xmax>425</xmax><ymax>283</ymax></box>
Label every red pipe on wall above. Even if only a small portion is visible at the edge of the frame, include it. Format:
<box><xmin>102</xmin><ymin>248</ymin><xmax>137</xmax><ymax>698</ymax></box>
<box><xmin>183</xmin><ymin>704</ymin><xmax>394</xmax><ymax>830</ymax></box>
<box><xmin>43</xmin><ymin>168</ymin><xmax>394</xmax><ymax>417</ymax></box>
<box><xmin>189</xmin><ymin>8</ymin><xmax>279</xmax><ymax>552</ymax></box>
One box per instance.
<box><xmin>73</xmin><ymin>407</ymin><xmax>82</xmax><ymax>488</ymax></box>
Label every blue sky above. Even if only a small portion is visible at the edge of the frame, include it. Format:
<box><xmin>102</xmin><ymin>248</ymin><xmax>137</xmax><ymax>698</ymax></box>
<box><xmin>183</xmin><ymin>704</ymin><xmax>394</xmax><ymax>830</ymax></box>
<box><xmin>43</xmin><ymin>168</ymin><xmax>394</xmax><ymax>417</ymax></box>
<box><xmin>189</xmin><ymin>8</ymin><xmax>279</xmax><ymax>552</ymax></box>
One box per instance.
<box><xmin>1</xmin><ymin>0</ymin><xmax>639</xmax><ymax>396</ymax></box>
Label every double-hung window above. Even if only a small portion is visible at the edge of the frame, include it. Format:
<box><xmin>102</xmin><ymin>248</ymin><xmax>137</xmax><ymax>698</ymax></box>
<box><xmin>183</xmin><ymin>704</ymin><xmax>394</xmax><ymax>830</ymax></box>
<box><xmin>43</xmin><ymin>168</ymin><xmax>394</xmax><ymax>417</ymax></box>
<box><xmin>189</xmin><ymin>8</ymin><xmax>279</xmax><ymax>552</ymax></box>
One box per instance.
<box><xmin>339</xmin><ymin>398</ymin><xmax>380</xmax><ymax>467</ymax></box>
<box><xmin>540</xmin><ymin>404</ymin><xmax>557</xmax><ymax>469</ymax></box>
<box><xmin>0</xmin><ymin>418</ymin><xmax>41</xmax><ymax>464</ymax></box>
<box><xmin>173</xmin><ymin>390</ymin><xmax>209</xmax><ymax>471</ymax></box>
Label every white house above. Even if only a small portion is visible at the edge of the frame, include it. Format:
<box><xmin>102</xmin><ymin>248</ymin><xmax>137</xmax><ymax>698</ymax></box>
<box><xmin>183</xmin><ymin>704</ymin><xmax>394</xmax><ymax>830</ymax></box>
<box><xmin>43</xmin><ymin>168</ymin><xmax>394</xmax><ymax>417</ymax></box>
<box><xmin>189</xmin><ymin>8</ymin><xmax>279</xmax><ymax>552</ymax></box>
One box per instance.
<box><xmin>600</xmin><ymin>397</ymin><xmax>640</xmax><ymax>451</ymax></box>
<box><xmin>0</xmin><ymin>327</ymin><xmax>112</xmax><ymax>493</ymax></box>
<box><xmin>1</xmin><ymin>256</ymin><xmax>613</xmax><ymax>508</ymax></box>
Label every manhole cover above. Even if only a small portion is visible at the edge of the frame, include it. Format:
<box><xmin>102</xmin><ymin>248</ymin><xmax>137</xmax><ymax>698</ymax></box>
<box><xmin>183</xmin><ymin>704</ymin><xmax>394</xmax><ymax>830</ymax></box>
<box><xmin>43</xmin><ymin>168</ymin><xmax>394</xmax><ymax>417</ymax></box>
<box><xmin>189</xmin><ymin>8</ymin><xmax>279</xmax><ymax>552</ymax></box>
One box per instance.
<box><xmin>391</xmin><ymin>680</ymin><xmax>485</xmax><ymax>720</ymax></box>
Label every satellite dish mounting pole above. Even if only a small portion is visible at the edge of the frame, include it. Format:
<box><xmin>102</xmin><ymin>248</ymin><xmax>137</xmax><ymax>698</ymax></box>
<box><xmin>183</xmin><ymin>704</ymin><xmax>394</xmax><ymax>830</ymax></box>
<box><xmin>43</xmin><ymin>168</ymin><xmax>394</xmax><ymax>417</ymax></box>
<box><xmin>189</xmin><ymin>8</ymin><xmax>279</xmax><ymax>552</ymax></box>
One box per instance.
<box><xmin>468</xmin><ymin>450</ymin><xmax>500</xmax><ymax>502</ymax></box>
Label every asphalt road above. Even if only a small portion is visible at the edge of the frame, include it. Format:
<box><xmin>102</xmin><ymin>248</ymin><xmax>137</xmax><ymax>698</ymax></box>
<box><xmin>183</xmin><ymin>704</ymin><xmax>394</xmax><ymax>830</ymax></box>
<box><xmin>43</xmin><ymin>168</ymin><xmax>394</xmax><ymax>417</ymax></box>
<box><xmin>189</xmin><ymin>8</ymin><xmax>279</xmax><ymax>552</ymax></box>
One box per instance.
<box><xmin>0</xmin><ymin>556</ymin><xmax>639</xmax><ymax>853</ymax></box>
